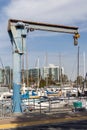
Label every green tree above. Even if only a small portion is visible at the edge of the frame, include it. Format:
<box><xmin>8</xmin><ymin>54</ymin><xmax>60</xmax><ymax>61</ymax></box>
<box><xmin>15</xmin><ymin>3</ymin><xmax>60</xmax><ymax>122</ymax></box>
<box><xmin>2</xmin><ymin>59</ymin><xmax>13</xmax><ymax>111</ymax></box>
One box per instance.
<box><xmin>39</xmin><ymin>79</ymin><xmax>46</xmax><ymax>88</ymax></box>
<box><xmin>75</xmin><ymin>75</ymin><xmax>84</xmax><ymax>86</ymax></box>
<box><xmin>59</xmin><ymin>74</ymin><xmax>68</xmax><ymax>84</ymax></box>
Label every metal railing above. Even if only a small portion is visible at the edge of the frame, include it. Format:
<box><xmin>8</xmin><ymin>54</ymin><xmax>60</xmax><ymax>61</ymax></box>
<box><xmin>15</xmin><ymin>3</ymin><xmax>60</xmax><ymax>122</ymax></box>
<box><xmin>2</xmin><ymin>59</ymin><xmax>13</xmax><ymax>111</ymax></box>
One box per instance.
<box><xmin>0</xmin><ymin>97</ymin><xmax>87</xmax><ymax>119</ymax></box>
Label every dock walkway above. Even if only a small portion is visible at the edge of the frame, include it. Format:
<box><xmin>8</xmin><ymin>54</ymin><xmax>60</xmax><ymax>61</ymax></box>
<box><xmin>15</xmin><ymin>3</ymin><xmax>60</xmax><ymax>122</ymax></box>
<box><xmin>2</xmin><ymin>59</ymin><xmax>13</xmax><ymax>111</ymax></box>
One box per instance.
<box><xmin>0</xmin><ymin>111</ymin><xmax>87</xmax><ymax>129</ymax></box>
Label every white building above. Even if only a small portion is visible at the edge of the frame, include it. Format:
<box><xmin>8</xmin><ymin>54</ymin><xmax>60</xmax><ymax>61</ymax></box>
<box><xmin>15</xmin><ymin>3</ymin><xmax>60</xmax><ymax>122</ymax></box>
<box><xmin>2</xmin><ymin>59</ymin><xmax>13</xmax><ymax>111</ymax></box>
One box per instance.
<box><xmin>42</xmin><ymin>64</ymin><xmax>64</xmax><ymax>81</ymax></box>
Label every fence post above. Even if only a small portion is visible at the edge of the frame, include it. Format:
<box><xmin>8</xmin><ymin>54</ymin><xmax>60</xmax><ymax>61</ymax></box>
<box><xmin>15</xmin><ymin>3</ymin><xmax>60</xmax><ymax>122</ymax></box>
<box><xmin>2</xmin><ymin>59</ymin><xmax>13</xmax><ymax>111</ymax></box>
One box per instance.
<box><xmin>49</xmin><ymin>98</ymin><xmax>51</xmax><ymax>112</ymax></box>
<box><xmin>40</xmin><ymin>99</ymin><xmax>41</xmax><ymax>114</ymax></box>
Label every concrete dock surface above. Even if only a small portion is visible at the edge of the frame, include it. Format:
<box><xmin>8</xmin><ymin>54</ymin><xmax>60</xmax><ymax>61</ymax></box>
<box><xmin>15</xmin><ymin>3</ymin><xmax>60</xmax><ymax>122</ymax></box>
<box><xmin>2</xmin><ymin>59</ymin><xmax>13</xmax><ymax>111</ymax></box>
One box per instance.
<box><xmin>0</xmin><ymin>111</ymin><xmax>87</xmax><ymax>129</ymax></box>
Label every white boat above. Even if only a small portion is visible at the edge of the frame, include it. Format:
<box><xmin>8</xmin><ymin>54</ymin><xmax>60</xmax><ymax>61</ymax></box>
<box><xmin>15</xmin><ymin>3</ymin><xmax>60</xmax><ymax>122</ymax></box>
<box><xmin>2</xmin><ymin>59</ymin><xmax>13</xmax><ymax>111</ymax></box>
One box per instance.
<box><xmin>22</xmin><ymin>96</ymin><xmax>68</xmax><ymax>110</ymax></box>
<box><xmin>0</xmin><ymin>91</ymin><xmax>12</xmax><ymax>100</ymax></box>
<box><xmin>0</xmin><ymin>92</ymin><xmax>13</xmax><ymax>108</ymax></box>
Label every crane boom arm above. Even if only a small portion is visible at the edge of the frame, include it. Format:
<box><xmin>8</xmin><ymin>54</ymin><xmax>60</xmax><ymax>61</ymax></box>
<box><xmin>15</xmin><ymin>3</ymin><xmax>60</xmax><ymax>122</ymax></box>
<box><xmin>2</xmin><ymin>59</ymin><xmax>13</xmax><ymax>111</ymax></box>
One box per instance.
<box><xmin>8</xmin><ymin>19</ymin><xmax>79</xmax><ymax>34</ymax></box>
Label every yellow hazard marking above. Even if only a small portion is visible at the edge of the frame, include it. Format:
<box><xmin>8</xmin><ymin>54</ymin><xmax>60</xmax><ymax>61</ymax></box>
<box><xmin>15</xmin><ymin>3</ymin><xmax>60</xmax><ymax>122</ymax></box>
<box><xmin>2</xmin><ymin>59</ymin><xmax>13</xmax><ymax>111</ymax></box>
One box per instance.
<box><xmin>0</xmin><ymin>115</ymin><xmax>87</xmax><ymax>129</ymax></box>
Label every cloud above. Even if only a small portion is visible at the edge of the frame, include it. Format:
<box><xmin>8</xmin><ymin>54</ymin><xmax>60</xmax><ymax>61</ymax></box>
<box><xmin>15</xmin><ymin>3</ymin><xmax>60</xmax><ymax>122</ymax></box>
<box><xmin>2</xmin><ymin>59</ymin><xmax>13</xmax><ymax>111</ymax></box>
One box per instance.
<box><xmin>2</xmin><ymin>0</ymin><xmax>87</xmax><ymax>39</ymax></box>
<box><xmin>3</xmin><ymin>0</ymin><xmax>87</xmax><ymax>25</ymax></box>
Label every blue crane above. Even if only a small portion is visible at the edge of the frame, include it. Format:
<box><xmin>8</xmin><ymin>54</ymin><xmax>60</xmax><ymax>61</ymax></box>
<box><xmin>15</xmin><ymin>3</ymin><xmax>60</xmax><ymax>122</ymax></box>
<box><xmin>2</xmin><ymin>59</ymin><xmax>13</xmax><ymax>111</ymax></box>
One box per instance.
<box><xmin>8</xmin><ymin>19</ymin><xmax>80</xmax><ymax>113</ymax></box>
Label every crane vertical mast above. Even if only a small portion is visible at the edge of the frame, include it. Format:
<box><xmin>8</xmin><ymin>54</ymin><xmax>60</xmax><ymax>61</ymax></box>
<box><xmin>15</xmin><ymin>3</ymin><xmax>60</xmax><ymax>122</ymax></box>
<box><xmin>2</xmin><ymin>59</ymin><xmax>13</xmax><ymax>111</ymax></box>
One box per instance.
<box><xmin>8</xmin><ymin>19</ymin><xmax>80</xmax><ymax>113</ymax></box>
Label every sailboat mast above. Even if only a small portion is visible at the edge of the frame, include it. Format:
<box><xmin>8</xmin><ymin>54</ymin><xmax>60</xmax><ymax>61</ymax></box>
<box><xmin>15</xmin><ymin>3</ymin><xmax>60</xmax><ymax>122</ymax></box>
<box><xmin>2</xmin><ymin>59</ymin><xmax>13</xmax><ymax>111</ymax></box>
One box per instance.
<box><xmin>26</xmin><ymin>49</ymin><xmax>29</xmax><ymax>87</ymax></box>
<box><xmin>59</xmin><ymin>53</ymin><xmax>62</xmax><ymax>85</ymax></box>
<box><xmin>46</xmin><ymin>52</ymin><xmax>48</xmax><ymax>86</ymax></box>
<box><xmin>77</xmin><ymin>46</ymin><xmax>80</xmax><ymax>86</ymax></box>
<box><xmin>77</xmin><ymin>46</ymin><xmax>79</xmax><ymax>78</ymax></box>
<box><xmin>37</xmin><ymin>57</ymin><xmax>39</xmax><ymax>87</ymax></box>
<box><xmin>83</xmin><ymin>52</ymin><xmax>85</xmax><ymax>79</ymax></box>
<box><xmin>22</xmin><ymin>54</ymin><xmax>25</xmax><ymax>85</ymax></box>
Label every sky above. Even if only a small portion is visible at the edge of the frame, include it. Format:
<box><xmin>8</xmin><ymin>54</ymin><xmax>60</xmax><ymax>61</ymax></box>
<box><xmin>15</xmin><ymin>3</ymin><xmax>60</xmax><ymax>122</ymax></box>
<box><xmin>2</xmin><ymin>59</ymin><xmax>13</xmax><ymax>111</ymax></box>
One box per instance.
<box><xmin>0</xmin><ymin>0</ymin><xmax>87</xmax><ymax>80</ymax></box>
